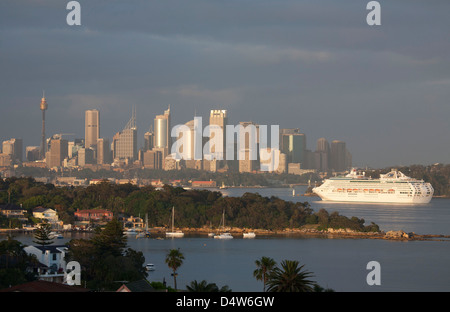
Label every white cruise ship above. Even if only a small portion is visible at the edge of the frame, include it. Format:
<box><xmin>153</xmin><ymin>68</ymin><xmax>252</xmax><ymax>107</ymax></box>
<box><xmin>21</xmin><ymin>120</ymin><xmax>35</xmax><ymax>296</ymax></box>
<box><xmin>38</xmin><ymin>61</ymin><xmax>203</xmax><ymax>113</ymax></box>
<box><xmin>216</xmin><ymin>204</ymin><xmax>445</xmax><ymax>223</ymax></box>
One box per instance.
<box><xmin>313</xmin><ymin>168</ymin><xmax>433</xmax><ymax>204</ymax></box>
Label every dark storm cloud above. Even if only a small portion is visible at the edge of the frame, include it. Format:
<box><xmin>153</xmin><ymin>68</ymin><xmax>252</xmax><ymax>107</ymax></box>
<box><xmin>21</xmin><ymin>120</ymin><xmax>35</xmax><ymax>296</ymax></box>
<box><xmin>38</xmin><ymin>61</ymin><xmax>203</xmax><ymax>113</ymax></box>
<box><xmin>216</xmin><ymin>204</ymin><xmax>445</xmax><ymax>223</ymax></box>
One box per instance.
<box><xmin>0</xmin><ymin>0</ymin><xmax>449</xmax><ymax>167</ymax></box>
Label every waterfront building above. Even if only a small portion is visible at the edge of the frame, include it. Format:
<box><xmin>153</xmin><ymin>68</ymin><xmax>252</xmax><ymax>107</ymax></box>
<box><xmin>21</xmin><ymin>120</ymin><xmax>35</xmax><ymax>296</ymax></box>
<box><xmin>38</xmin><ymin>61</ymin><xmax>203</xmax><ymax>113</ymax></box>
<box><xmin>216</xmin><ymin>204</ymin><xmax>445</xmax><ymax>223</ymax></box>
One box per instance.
<box><xmin>0</xmin><ymin>203</ymin><xmax>27</xmax><ymax>220</ymax></box>
<box><xmin>74</xmin><ymin>208</ymin><xmax>113</xmax><ymax>222</ymax></box>
<box><xmin>32</xmin><ymin>207</ymin><xmax>59</xmax><ymax>223</ymax></box>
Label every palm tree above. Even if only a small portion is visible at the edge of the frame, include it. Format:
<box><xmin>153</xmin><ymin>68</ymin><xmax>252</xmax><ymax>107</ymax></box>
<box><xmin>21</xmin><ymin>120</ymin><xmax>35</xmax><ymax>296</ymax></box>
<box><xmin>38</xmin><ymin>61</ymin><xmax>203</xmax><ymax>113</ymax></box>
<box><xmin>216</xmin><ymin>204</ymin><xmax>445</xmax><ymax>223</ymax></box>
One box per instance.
<box><xmin>186</xmin><ymin>280</ymin><xmax>231</xmax><ymax>292</ymax></box>
<box><xmin>253</xmin><ymin>256</ymin><xmax>277</xmax><ymax>292</ymax></box>
<box><xmin>266</xmin><ymin>260</ymin><xmax>316</xmax><ymax>292</ymax></box>
<box><xmin>165</xmin><ymin>248</ymin><xmax>184</xmax><ymax>290</ymax></box>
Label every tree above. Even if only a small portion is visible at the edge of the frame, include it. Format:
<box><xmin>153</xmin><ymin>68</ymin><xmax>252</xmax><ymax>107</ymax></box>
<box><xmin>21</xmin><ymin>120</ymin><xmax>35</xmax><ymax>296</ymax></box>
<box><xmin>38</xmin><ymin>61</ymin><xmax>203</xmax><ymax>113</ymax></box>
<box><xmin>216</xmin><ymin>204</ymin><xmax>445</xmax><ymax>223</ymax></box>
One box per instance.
<box><xmin>0</xmin><ymin>236</ymin><xmax>38</xmax><ymax>288</ymax></box>
<box><xmin>186</xmin><ymin>280</ymin><xmax>231</xmax><ymax>292</ymax></box>
<box><xmin>266</xmin><ymin>260</ymin><xmax>316</xmax><ymax>292</ymax></box>
<box><xmin>33</xmin><ymin>222</ymin><xmax>54</xmax><ymax>246</ymax></box>
<box><xmin>253</xmin><ymin>256</ymin><xmax>277</xmax><ymax>292</ymax></box>
<box><xmin>165</xmin><ymin>248</ymin><xmax>184</xmax><ymax>291</ymax></box>
<box><xmin>66</xmin><ymin>219</ymin><xmax>146</xmax><ymax>291</ymax></box>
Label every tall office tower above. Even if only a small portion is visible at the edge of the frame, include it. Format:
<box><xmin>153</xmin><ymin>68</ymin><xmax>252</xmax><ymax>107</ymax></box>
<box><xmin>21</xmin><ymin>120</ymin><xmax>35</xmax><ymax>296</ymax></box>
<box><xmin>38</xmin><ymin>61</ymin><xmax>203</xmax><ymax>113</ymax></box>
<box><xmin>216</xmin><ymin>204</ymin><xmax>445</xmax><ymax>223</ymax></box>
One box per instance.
<box><xmin>2</xmin><ymin>138</ymin><xmax>23</xmax><ymax>164</ymax></box>
<box><xmin>279</xmin><ymin>128</ymin><xmax>306</xmax><ymax>165</ymax></box>
<box><xmin>330</xmin><ymin>140</ymin><xmax>347</xmax><ymax>172</ymax></box>
<box><xmin>112</xmin><ymin>106</ymin><xmax>137</xmax><ymax>161</ymax></box>
<box><xmin>209</xmin><ymin>109</ymin><xmax>227</xmax><ymax>160</ymax></box>
<box><xmin>144</xmin><ymin>126</ymin><xmax>154</xmax><ymax>152</ymax></box>
<box><xmin>238</xmin><ymin>121</ymin><xmax>259</xmax><ymax>173</ymax></box>
<box><xmin>39</xmin><ymin>92</ymin><xmax>48</xmax><ymax>159</ymax></box>
<box><xmin>154</xmin><ymin>105</ymin><xmax>171</xmax><ymax>151</ymax></box>
<box><xmin>315</xmin><ymin>137</ymin><xmax>330</xmax><ymax>171</ymax></box>
<box><xmin>46</xmin><ymin>136</ymin><xmax>68</xmax><ymax>168</ymax></box>
<box><xmin>97</xmin><ymin>138</ymin><xmax>111</xmax><ymax>165</ymax></box>
<box><xmin>26</xmin><ymin>146</ymin><xmax>40</xmax><ymax>161</ymax></box>
<box><xmin>85</xmin><ymin>109</ymin><xmax>100</xmax><ymax>150</ymax></box>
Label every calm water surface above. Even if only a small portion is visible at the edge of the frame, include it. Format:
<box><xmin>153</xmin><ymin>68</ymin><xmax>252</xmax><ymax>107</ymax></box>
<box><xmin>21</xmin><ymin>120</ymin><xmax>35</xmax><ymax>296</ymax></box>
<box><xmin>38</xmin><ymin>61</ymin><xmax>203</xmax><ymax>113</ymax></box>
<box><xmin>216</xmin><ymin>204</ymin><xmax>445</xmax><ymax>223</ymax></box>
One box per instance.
<box><xmin>3</xmin><ymin>187</ymin><xmax>450</xmax><ymax>292</ymax></box>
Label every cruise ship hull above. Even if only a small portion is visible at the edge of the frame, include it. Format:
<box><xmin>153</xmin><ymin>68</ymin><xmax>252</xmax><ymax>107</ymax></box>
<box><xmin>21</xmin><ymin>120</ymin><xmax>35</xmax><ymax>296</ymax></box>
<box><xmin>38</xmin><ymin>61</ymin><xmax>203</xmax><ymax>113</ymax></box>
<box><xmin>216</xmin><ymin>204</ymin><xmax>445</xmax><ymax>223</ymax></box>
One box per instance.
<box><xmin>313</xmin><ymin>169</ymin><xmax>434</xmax><ymax>204</ymax></box>
<box><xmin>315</xmin><ymin>191</ymin><xmax>432</xmax><ymax>204</ymax></box>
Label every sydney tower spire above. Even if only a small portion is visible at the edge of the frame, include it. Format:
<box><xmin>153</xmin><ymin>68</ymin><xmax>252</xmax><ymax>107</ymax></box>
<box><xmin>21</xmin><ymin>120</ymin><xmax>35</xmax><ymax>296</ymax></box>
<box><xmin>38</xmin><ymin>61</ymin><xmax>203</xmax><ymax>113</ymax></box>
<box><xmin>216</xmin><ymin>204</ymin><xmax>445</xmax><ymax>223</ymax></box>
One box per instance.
<box><xmin>40</xmin><ymin>91</ymin><xmax>48</xmax><ymax>159</ymax></box>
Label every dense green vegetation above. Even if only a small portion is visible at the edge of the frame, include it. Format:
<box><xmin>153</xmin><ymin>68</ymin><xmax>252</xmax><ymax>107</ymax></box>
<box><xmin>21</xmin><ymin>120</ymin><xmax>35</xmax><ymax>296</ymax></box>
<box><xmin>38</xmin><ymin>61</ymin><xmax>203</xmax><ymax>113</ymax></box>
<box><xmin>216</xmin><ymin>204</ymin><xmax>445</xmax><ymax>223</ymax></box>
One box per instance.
<box><xmin>65</xmin><ymin>218</ymin><xmax>147</xmax><ymax>291</ymax></box>
<box><xmin>0</xmin><ymin>236</ymin><xmax>38</xmax><ymax>288</ymax></box>
<box><xmin>253</xmin><ymin>256</ymin><xmax>334</xmax><ymax>292</ymax></box>
<box><xmin>0</xmin><ymin>177</ymin><xmax>379</xmax><ymax>232</ymax></box>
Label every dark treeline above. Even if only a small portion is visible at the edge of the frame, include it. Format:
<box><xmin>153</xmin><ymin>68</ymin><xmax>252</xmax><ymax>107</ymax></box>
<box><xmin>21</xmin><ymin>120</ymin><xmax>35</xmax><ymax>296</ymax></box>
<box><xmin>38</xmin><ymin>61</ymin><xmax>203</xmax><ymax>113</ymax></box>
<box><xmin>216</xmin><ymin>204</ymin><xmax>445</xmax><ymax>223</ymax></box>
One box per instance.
<box><xmin>0</xmin><ymin>177</ymin><xmax>378</xmax><ymax>232</ymax></box>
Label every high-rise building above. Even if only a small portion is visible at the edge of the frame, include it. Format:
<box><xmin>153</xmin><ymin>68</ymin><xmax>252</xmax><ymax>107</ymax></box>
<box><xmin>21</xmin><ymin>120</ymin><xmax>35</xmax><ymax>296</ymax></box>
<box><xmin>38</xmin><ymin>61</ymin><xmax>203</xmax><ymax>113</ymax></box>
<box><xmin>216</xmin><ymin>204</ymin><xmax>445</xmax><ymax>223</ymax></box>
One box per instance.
<box><xmin>209</xmin><ymin>110</ymin><xmax>227</xmax><ymax>160</ymax></box>
<box><xmin>46</xmin><ymin>136</ymin><xmax>68</xmax><ymax>168</ymax></box>
<box><xmin>330</xmin><ymin>140</ymin><xmax>347</xmax><ymax>172</ymax></box>
<box><xmin>97</xmin><ymin>138</ymin><xmax>111</xmax><ymax>165</ymax></box>
<box><xmin>154</xmin><ymin>105</ymin><xmax>171</xmax><ymax>151</ymax></box>
<box><xmin>144</xmin><ymin>127</ymin><xmax>154</xmax><ymax>152</ymax></box>
<box><xmin>238</xmin><ymin>121</ymin><xmax>259</xmax><ymax>173</ymax></box>
<box><xmin>280</xmin><ymin>128</ymin><xmax>306</xmax><ymax>165</ymax></box>
<box><xmin>112</xmin><ymin>107</ymin><xmax>137</xmax><ymax>161</ymax></box>
<box><xmin>2</xmin><ymin>138</ymin><xmax>22</xmax><ymax>164</ymax></box>
<box><xmin>85</xmin><ymin>109</ymin><xmax>100</xmax><ymax>150</ymax></box>
<box><xmin>315</xmin><ymin>137</ymin><xmax>330</xmax><ymax>171</ymax></box>
<box><xmin>26</xmin><ymin>146</ymin><xmax>40</xmax><ymax>162</ymax></box>
<box><xmin>39</xmin><ymin>92</ymin><xmax>48</xmax><ymax>159</ymax></box>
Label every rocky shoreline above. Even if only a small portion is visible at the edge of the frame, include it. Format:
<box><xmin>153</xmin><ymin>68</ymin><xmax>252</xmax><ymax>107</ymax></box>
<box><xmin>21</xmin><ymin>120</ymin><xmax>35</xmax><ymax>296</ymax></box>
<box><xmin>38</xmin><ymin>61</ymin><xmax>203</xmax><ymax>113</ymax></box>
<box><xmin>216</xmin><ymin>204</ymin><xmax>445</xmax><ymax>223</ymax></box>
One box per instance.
<box><xmin>175</xmin><ymin>226</ymin><xmax>450</xmax><ymax>242</ymax></box>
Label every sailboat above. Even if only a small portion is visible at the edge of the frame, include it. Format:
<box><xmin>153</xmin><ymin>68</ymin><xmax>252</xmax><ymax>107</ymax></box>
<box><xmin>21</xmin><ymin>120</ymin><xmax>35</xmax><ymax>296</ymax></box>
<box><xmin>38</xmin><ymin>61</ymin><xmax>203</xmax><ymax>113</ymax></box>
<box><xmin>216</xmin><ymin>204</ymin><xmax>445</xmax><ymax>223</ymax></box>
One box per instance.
<box><xmin>166</xmin><ymin>207</ymin><xmax>184</xmax><ymax>238</ymax></box>
<box><xmin>136</xmin><ymin>213</ymin><xmax>151</xmax><ymax>238</ymax></box>
<box><xmin>214</xmin><ymin>210</ymin><xmax>233</xmax><ymax>239</ymax></box>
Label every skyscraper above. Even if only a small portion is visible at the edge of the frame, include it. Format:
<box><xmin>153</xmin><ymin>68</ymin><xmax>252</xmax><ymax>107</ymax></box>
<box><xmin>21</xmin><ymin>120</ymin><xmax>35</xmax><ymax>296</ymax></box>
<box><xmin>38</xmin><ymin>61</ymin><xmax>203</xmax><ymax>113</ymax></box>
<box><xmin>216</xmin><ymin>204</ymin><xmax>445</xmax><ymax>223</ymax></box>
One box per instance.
<box><xmin>280</xmin><ymin>128</ymin><xmax>306</xmax><ymax>165</ymax></box>
<box><xmin>112</xmin><ymin>106</ymin><xmax>137</xmax><ymax>161</ymax></box>
<box><xmin>85</xmin><ymin>109</ymin><xmax>100</xmax><ymax>150</ymax></box>
<box><xmin>144</xmin><ymin>126</ymin><xmax>154</xmax><ymax>152</ymax></box>
<box><xmin>39</xmin><ymin>92</ymin><xmax>48</xmax><ymax>159</ymax></box>
<box><xmin>330</xmin><ymin>140</ymin><xmax>347</xmax><ymax>172</ymax></box>
<box><xmin>315</xmin><ymin>137</ymin><xmax>330</xmax><ymax>171</ymax></box>
<box><xmin>46</xmin><ymin>136</ymin><xmax>68</xmax><ymax>168</ymax></box>
<box><xmin>154</xmin><ymin>105</ymin><xmax>171</xmax><ymax>150</ymax></box>
<box><xmin>209</xmin><ymin>110</ymin><xmax>227</xmax><ymax>159</ymax></box>
<box><xmin>238</xmin><ymin>121</ymin><xmax>259</xmax><ymax>173</ymax></box>
<box><xmin>97</xmin><ymin>138</ymin><xmax>111</xmax><ymax>165</ymax></box>
<box><xmin>2</xmin><ymin>138</ymin><xmax>22</xmax><ymax>164</ymax></box>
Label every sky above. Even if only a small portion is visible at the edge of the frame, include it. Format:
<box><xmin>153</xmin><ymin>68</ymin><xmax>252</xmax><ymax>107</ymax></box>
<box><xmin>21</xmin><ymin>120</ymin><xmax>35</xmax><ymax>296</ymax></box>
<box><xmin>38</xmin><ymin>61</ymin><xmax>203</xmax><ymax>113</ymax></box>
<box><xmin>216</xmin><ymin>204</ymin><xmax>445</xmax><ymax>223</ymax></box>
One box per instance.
<box><xmin>0</xmin><ymin>0</ymin><xmax>449</xmax><ymax>168</ymax></box>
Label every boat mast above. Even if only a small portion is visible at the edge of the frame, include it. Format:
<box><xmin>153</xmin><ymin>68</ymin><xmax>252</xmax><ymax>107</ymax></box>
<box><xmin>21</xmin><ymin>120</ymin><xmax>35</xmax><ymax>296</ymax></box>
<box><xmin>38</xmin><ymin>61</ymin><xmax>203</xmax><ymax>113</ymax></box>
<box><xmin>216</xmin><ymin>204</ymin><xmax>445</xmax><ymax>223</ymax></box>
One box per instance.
<box><xmin>172</xmin><ymin>206</ymin><xmax>175</xmax><ymax>232</ymax></box>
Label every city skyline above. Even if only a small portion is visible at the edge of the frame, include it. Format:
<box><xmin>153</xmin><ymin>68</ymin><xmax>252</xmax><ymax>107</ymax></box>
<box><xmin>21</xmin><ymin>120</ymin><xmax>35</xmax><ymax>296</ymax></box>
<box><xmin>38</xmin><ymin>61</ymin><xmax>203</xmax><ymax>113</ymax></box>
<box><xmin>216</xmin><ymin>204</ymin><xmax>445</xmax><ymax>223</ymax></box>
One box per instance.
<box><xmin>0</xmin><ymin>1</ymin><xmax>449</xmax><ymax>168</ymax></box>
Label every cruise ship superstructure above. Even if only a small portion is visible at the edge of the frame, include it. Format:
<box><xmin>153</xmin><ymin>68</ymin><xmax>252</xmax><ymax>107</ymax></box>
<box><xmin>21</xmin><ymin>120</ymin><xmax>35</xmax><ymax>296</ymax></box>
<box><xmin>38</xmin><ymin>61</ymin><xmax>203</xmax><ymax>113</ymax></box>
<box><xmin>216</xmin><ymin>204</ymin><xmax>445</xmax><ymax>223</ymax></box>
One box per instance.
<box><xmin>313</xmin><ymin>168</ymin><xmax>434</xmax><ymax>204</ymax></box>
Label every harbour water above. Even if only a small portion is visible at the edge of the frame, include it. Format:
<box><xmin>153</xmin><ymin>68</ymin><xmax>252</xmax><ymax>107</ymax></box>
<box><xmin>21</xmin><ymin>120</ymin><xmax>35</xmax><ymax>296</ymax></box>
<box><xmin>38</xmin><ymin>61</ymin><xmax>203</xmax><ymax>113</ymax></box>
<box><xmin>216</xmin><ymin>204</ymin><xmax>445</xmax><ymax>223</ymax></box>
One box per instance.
<box><xmin>3</xmin><ymin>186</ymin><xmax>450</xmax><ymax>292</ymax></box>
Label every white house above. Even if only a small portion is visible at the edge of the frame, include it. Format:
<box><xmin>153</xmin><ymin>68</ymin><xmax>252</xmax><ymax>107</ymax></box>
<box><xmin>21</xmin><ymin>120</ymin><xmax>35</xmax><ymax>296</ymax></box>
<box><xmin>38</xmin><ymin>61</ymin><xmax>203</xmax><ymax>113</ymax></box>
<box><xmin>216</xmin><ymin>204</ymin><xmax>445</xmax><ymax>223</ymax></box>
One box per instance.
<box><xmin>33</xmin><ymin>207</ymin><xmax>59</xmax><ymax>223</ymax></box>
<box><xmin>24</xmin><ymin>245</ymin><xmax>68</xmax><ymax>283</ymax></box>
